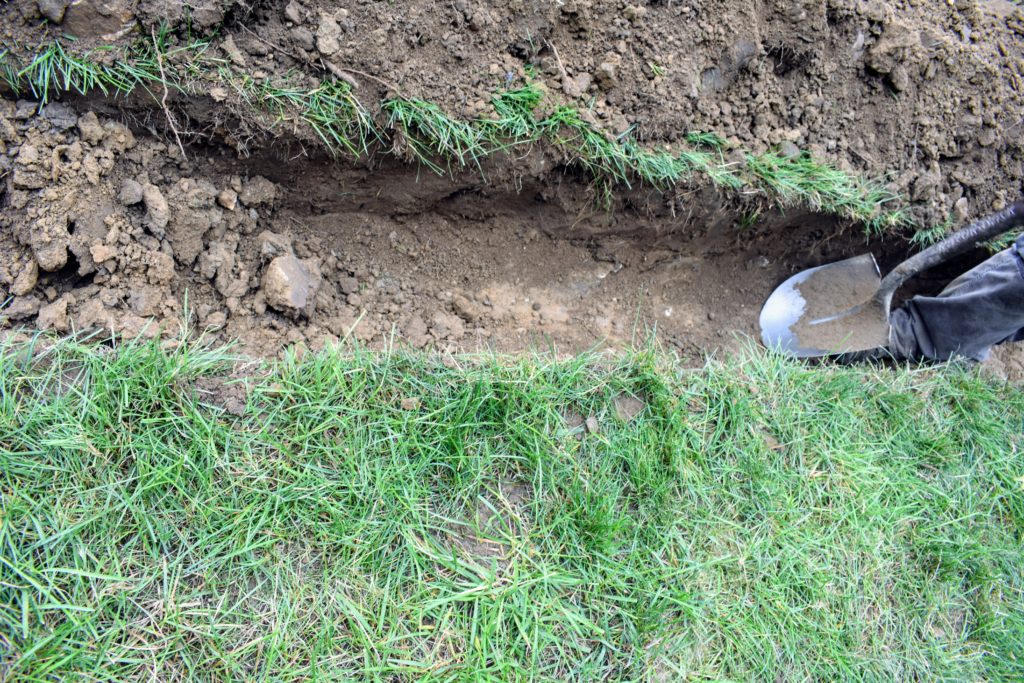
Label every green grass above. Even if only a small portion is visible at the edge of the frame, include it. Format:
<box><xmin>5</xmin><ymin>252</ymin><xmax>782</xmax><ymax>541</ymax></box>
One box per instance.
<box><xmin>0</xmin><ymin>37</ymin><xmax>910</xmax><ymax>233</ymax></box>
<box><xmin>1</xmin><ymin>332</ymin><xmax>1022</xmax><ymax>681</ymax></box>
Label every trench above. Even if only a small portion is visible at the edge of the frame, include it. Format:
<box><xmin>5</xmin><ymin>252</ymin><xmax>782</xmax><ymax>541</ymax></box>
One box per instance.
<box><xmin>1</xmin><ymin>98</ymin><xmax>943</xmax><ymax>360</ymax></box>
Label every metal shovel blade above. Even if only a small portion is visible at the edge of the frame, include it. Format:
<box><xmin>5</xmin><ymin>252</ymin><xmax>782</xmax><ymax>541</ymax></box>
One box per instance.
<box><xmin>759</xmin><ymin>254</ymin><xmax>891</xmax><ymax>357</ymax></box>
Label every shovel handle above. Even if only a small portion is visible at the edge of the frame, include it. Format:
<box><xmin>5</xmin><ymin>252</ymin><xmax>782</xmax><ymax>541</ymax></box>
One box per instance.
<box><xmin>876</xmin><ymin>200</ymin><xmax>1024</xmax><ymax>308</ymax></box>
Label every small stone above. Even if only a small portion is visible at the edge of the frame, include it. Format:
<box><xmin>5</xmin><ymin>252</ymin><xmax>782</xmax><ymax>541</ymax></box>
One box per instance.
<box><xmin>239</xmin><ymin>175</ymin><xmax>276</xmax><ymax>206</ymax></box>
<box><xmin>403</xmin><ymin>315</ymin><xmax>429</xmax><ymax>348</ymax></box>
<box><xmin>117</xmin><ymin>178</ymin><xmax>143</xmax><ymax>205</ymax></box>
<box><xmin>953</xmin><ymin>197</ymin><xmax>970</xmax><ymax>222</ymax></box>
<box><xmin>142</xmin><ymin>183</ymin><xmax>170</xmax><ymax>234</ymax></box>
<box><xmin>257</xmin><ymin>231</ymin><xmax>293</xmax><ymax>260</ymax></box>
<box><xmin>400</xmin><ymin>397</ymin><xmax>421</xmax><ymax>410</ymax></box>
<box><xmin>204</xmin><ymin>311</ymin><xmax>227</xmax><ymax>329</ymax></box>
<box><xmin>613</xmin><ymin>394</ymin><xmax>645</xmax><ymax>422</ymax></box>
<box><xmin>217</xmin><ymin>188</ymin><xmax>238</xmax><ymax>210</ymax></box>
<box><xmin>316</xmin><ymin>12</ymin><xmax>342</xmax><ymax>55</ymax></box>
<box><xmin>563</xmin><ymin>72</ymin><xmax>592</xmax><ymax>98</ymax></box>
<box><xmin>62</xmin><ymin>0</ymin><xmax>135</xmax><ymax>40</ymax></box>
<box><xmin>38</xmin><ymin>0</ymin><xmax>69</xmax><ymax>23</ymax></box>
<box><xmin>14</xmin><ymin>101</ymin><xmax>37</xmax><ymax>120</ymax></box>
<box><xmin>778</xmin><ymin>140</ymin><xmax>801</xmax><ymax>158</ymax></box>
<box><xmin>89</xmin><ymin>243</ymin><xmax>118</xmax><ymax>264</ymax></box>
<box><xmin>11</xmin><ymin>260</ymin><xmax>39</xmax><ymax>296</ymax></box>
<box><xmin>585</xmin><ymin>416</ymin><xmax>600</xmax><ymax>434</ymax></box>
<box><xmin>452</xmin><ymin>293</ymin><xmax>485</xmax><ymax>322</ymax></box>
<box><xmin>595</xmin><ymin>60</ymin><xmax>619</xmax><ymax>90</ymax></box>
<box><xmin>291</xmin><ymin>26</ymin><xmax>315</xmax><ymax>51</ymax></box>
<box><xmin>40</xmin><ymin>102</ymin><xmax>77</xmax><ymax>131</ymax></box>
<box><xmin>36</xmin><ymin>296</ymin><xmax>69</xmax><ymax>332</ymax></box>
<box><xmin>623</xmin><ymin>5</ymin><xmax>646</xmax><ymax>24</ymax></box>
<box><xmin>77</xmin><ymin>111</ymin><xmax>104</xmax><ymax>144</ymax></box>
<box><xmin>4</xmin><ymin>295</ymin><xmax>42</xmax><ymax>321</ymax></box>
<box><xmin>221</xmin><ymin>35</ymin><xmax>247</xmax><ymax>67</ymax></box>
<box><xmin>888</xmin><ymin>65</ymin><xmax>910</xmax><ymax>92</ymax></box>
<box><xmin>337</xmin><ymin>276</ymin><xmax>359</xmax><ymax>295</ymax></box>
<box><xmin>262</xmin><ymin>254</ymin><xmax>321</xmax><ymax>318</ymax></box>
<box><xmin>30</xmin><ymin>217</ymin><xmax>70</xmax><ymax>272</ymax></box>
<box><xmin>284</xmin><ymin>0</ymin><xmax>303</xmax><ymax>23</ymax></box>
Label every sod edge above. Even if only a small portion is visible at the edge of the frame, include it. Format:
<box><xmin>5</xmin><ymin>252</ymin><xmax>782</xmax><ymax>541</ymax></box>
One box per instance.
<box><xmin>0</xmin><ymin>36</ymin><xmax>910</xmax><ymax>232</ymax></box>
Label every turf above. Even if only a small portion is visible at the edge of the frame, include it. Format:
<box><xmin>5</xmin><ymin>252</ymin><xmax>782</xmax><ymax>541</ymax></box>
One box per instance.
<box><xmin>1</xmin><ymin>333</ymin><xmax>1022</xmax><ymax>681</ymax></box>
<box><xmin>0</xmin><ymin>38</ymin><xmax>909</xmax><ymax>233</ymax></box>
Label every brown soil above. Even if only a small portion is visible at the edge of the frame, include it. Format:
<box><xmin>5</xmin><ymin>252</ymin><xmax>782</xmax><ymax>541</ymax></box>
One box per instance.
<box><xmin>2</xmin><ymin>1</ymin><xmax>1023</xmax><ymax>360</ymax></box>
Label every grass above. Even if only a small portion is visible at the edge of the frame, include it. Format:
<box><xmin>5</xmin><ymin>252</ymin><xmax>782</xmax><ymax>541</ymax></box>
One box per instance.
<box><xmin>0</xmin><ymin>37</ymin><xmax>911</xmax><ymax>233</ymax></box>
<box><xmin>1</xmin><ymin>332</ymin><xmax>1022</xmax><ymax>681</ymax></box>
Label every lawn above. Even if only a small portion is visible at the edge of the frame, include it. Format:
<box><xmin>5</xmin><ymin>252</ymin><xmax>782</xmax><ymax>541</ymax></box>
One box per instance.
<box><xmin>1</xmin><ymin>333</ymin><xmax>1022</xmax><ymax>681</ymax></box>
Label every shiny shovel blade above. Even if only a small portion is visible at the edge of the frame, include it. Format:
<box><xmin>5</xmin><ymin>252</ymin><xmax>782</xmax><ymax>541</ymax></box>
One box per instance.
<box><xmin>760</xmin><ymin>254</ymin><xmax>891</xmax><ymax>357</ymax></box>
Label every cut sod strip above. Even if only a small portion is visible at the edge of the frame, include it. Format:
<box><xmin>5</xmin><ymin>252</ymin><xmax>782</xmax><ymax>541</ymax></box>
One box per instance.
<box><xmin>0</xmin><ymin>36</ymin><xmax>911</xmax><ymax>232</ymax></box>
<box><xmin>1</xmin><ymin>334</ymin><xmax>1023</xmax><ymax>680</ymax></box>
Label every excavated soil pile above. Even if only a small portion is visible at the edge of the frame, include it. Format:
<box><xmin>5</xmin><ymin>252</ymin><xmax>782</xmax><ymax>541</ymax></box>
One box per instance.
<box><xmin>1</xmin><ymin>0</ymin><xmax>1023</xmax><ymax>359</ymax></box>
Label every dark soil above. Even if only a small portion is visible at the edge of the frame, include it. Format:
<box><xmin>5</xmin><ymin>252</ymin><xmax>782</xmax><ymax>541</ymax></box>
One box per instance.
<box><xmin>2</xmin><ymin>0</ymin><xmax>1023</xmax><ymax>361</ymax></box>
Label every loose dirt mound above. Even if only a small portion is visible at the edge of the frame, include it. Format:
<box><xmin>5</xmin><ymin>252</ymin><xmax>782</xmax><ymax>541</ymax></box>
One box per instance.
<box><xmin>1</xmin><ymin>1</ymin><xmax>1023</xmax><ymax>357</ymax></box>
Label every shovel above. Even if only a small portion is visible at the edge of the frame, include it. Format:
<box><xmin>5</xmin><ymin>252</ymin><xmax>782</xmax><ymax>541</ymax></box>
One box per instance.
<box><xmin>760</xmin><ymin>201</ymin><xmax>1024</xmax><ymax>358</ymax></box>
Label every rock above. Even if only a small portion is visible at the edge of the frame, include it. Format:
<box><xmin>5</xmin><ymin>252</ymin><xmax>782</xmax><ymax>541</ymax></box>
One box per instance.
<box><xmin>4</xmin><ymin>296</ymin><xmax>42</xmax><ymax>321</ymax></box>
<box><xmin>865</xmin><ymin>21</ymin><xmax>918</xmax><ymax>75</ymax></box>
<box><xmin>11</xmin><ymin>260</ymin><xmax>39</xmax><ymax>296</ymax></box>
<box><xmin>128</xmin><ymin>285</ymin><xmax>162</xmax><ymax>316</ymax></box>
<box><xmin>430</xmin><ymin>311</ymin><xmax>465</xmax><ymax>340</ymax></box>
<box><xmin>117</xmin><ymin>178</ymin><xmax>143</xmax><ymax>205</ymax></box>
<box><xmin>101</xmin><ymin>120</ymin><xmax>135</xmax><ymax>152</ymax></box>
<box><xmin>66</xmin><ymin>202</ymin><xmax>114</xmax><ymax>275</ymax></box>
<box><xmin>62</xmin><ymin>0</ymin><xmax>135</xmax><ymax>40</ymax></box>
<box><xmin>452</xmin><ymin>293</ymin><xmax>485</xmax><ymax>322</ymax></box>
<box><xmin>778</xmin><ymin>140</ymin><xmax>801</xmax><ymax>159</ymax></box>
<box><xmin>563</xmin><ymin>72</ymin><xmax>592</xmax><ymax>98</ymax></box>
<box><xmin>217</xmin><ymin>188</ymin><xmax>238</xmax><ymax>210</ymax></box>
<box><xmin>201</xmin><ymin>310</ymin><xmax>226</xmax><ymax>330</ymax></box>
<box><xmin>73</xmin><ymin>298</ymin><xmax>115</xmax><ymax>332</ymax></box>
<box><xmin>186</xmin><ymin>1</ymin><xmax>223</xmax><ymax>28</ymax></box>
<box><xmin>38</xmin><ymin>0</ymin><xmax>69</xmax><ymax>23</ymax></box>
<box><xmin>402</xmin><ymin>315</ymin><xmax>429</xmax><ymax>348</ymax></box>
<box><xmin>953</xmin><ymin>197</ymin><xmax>970</xmax><ymax>222</ymax></box>
<box><xmin>284</xmin><ymin>0</ymin><xmax>304</xmax><ymax>23</ymax></box>
<box><xmin>316</xmin><ymin>12</ymin><xmax>342</xmax><ymax>56</ymax></box>
<box><xmin>30</xmin><ymin>217</ymin><xmax>70</xmax><ymax>272</ymax></box>
<box><xmin>337</xmin><ymin>276</ymin><xmax>359</xmax><ymax>295</ymax></box>
<box><xmin>594</xmin><ymin>57</ymin><xmax>620</xmax><ymax>90</ymax></box>
<box><xmin>613</xmin><ymin>394</ymin><xmax>645</xmax><ymax>422</ymax></box>
<box><xmin>911</xmin><ymin>163</ymin><xmax>941</xmax><ymax>202</ymax></box>
<box><xmin>13</xmin><ymin>101</ymin><xmax>36</xmax><ymax>120</ymax></box>
<box><xmin>89</xmin><ymin>242</ymin><xmax>118</xmax><ymax>264</ymax></box>
<box><xmin>143</xmin><ymin>250</ymin><xmax>175</xmax><ymax>285</ymax></box>
<box><xmin>262</xmin><ymin>254</ymin><xmax>321</xmax><ymax>317</ymax></box>
<box><xmin>12</xmin><ymin>144</ymin><xmax>47</xmax><ymax>190</ymax></box>
<box><xmin>142</xmin><ymin>183</ymin><xmax>170</xmax><ymax>235</ymax></box>
<box><xmin>291</xmin><ymin>26</ymin><xmax>315</xmax><ymax>51</ymax></box>
<box><xmin>239</xmin><ymin>175</ymin><xmax>276</xmax><ymax>206</ymax></box>
<box><xmin>221</xmin><ymin>35</ymin><xmax>247</xmax><ymax>67</ymax></box>
<box><xmin>37</xmin><ymin>296</ymin><xmax>69</xmax><ymax>332</ymax></box>
<box><xmin>623</xmin><ymin>4</ymin><xmax>646</xmax><ymax>24</ymax></box>
<box><xmin>77</xmin><ymin>111</ymin><xmax>105</xmax><ymax>143</ymax></box>
<box><xmin>257</xmin><ymin>231</ymin><xmax>293</xmax><ymax>260</ymax></box>
<box><xmin>888</xmin><ymin>64</ymin><xmax>910</xmax><ymax>92</ymax></box>
<box><xmin>40</xmin><ymin>102</ymin><xmax>77</xmax><ymax>131</ymax></box>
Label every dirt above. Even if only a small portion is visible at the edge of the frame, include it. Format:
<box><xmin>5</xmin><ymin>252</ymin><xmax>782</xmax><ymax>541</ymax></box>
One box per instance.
<box><xmin>1</xmin><ymin>1</ymin><xmax>1024</xmax><ymax>363</ymax></box>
